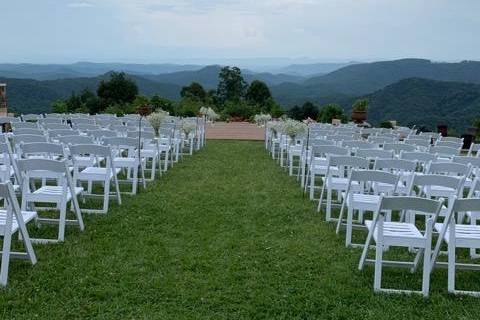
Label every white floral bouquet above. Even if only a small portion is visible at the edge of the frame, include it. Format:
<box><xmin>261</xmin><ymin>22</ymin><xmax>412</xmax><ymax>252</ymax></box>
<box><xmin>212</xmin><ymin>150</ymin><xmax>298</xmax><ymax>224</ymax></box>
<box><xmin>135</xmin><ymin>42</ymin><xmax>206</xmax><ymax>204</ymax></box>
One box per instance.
<box><xmin>268</xmin><ymin>121</ymin><xmax>285</xmax><ymax>135</ymax></box>
<box><xmin>206</xmin><ymin>107</ymin><xmax>219</xmax><ymax>122</ymax></box>
<box><xmin>282</xmin><ymin>119</ymin><xmax>307</xmax><ymax>139</ymax></box>
<box><xmin>147</xmin><ymin>110</ymin><xmax>169</xmax><ymax>136</ymax></box>
<box><xmin>254</xmin><ymin>113</ymin><xmax>272</xmax><ymax>126</ymax></box>
<box><xmin>199</xmin><ymin>106</ymin><xmax>208</xmax><ymax>115</ymax></box>
<box><xmin>182</xmin><ymin>121</ymin><xmax>196</xmax><ymax>136</ymax></box>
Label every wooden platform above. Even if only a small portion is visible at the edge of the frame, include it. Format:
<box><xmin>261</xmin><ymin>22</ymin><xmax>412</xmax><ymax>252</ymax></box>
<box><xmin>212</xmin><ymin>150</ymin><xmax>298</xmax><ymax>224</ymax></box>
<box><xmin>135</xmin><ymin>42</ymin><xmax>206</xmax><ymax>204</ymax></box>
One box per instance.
<box><xmin>206</xmin><ymin>122</ymin><xmax>265</xmax><ymax>140</ymax></box>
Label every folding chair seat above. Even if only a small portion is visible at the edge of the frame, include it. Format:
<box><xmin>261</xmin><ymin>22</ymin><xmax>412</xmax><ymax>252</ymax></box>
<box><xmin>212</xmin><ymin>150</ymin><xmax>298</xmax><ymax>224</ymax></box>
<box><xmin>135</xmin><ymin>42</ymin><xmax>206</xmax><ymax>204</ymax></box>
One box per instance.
<box><xmin>0</xmin><ymin>182</ymin><xmax>37</xmax><ymax>286</ymax></box>
<box><xmin>336</xmin><ymin>170</ymin><xmax>400</xmax><ymax>247</ymax></box>
<box><xmin>358</xmin><ymin>196</ymin><xmax>444</xmax><ymax>297</ymax></box>
<box><xmin>70</xmin><ymin>144</ymin><xmax>121</xmax><ymax>214</ymax></box>
<box><xmin>17</xmin><ymin>158</ymin><xmax>84</xmax><ymax>243</ymax></box>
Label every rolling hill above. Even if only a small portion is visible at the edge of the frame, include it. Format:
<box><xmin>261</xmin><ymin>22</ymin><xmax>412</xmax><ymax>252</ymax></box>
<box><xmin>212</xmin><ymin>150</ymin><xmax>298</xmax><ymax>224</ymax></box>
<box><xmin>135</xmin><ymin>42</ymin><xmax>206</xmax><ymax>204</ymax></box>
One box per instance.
<box><xmin>361</xmin><ymin>78</ymin><xmax>480</xmax><ymax>133</ymax></box>
<box><xmin>0</xmin><ymin>62</ymin><xmax>205</xmax><ymax>80</ymax></box>
<box><xmin>302</xmin><ymin>59</ymin><xmax>480</xmax><ymax>95</ymax></box>
<box><xmin>1</xmin><ymin>74</ymin><xmax>181</xmax><ymax>114</ymax></box>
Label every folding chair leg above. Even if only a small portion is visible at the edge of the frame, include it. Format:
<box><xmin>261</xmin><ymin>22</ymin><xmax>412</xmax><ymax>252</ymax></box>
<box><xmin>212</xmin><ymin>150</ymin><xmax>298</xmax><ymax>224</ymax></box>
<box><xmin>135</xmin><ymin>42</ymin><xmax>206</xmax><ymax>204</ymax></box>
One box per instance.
<box><xmin>309</xmin><ymin>173</ymin><xmax>315</xmax><ymax>200</ymax></box>
<box><xmin>103</xmin><ymin>179</ymin><xmax>110</xmax><ymax>213</ymax></box>
<box><xmin>132</xmin><ymin>166</ymin><xmax>138</xmax><ymax>194</ymax></box>
<box><xmin>374</xmin><ymin>216</ymin><xmax>384</xmax><ymax>292</ymax></box>
<box><xmin>326</xmin><ymin>188</ymin><xmax>332</xmax><ymax>220</ymax></box>
<box><xmin>422</xmin><ymin>219</ymin><xmax>434</xmax><ymax>297</ymax></box>
<box><xmin>0</xmin><ymin>217</ymin><xmax>13</xmax><ymax>286</ymax></box>
<box><xmin>58</xmin><ymin>202</ymin><xmax>66</xmax><ymax>242</ymax></box>
<box><xmin>346</xmin><ymin>207</ymin><xmax>354</xmax><ymax>247</ymax></box>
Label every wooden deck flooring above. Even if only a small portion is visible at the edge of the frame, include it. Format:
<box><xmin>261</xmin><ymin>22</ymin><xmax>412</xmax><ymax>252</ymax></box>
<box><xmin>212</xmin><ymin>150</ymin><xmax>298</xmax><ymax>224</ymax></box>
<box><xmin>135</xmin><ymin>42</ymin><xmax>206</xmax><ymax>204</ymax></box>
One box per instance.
<box><xmin>206</xmin><ymin>122</ymin><xmax>265</xmax><ymax>140</ymax></box>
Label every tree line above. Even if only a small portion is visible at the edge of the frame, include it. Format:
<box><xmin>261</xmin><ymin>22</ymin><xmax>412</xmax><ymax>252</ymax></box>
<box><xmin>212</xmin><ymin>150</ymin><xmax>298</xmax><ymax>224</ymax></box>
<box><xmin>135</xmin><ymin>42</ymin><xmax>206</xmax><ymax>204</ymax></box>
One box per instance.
<box><xmin>52</xmin><ymin>67</ymin><xmax>349</xmax><ymax>123</ymax></box>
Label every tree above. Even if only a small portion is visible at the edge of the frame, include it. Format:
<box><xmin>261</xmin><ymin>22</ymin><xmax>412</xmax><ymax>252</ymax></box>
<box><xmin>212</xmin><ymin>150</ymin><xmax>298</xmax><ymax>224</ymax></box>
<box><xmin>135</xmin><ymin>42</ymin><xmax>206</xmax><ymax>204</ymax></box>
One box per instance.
<box><xmin>181</xmin><ymin>82</ymin><xmax>207</xmax><ymax>101</ymax></box>
<box><xmin>287</xmin><ymin>105</ymin><xmax>303</xmax><ymax>120</ymax></box>
<box><xmin>97</xmin><ymin>72</ymin><xmax>138</xmax><ymax>111</ymax></box>
<box><xmin>178</xmin><ymin>97</ymin><xmax>202</xmax><ymax>117</ymax></box>
<box><xmin>301</xmin><ymin>101</ymin><xmax>319</xmax><ymax>119</ymax></box>
<box><xmin>217</xmin><ymin>66</ymin><xmax>247</xmax><ymax>104</ymax></box>
<box><xmin>79</xmin><ymin>89</ymin><xmax>100</xmax><ymax>114</ymax></box>
<box><xmin>318</xmin><ymin>104</ymin><xmax>347</xmax><ymax>123</ymax></box>
<box><xmin>287</xmin><ymin>101</ymin><xmax>318</xmax><ymax>120</ymax></box>
<box><xmin>246</xmin><ymin>80</ymin><xmax>272</xmax><ymax>108</ymax></box>
<box><xmin>151</xmin><ymin>94</ymin><xmax>176</xmax><ymax>114</ymax></box>
<box><xmin>51</xmin><ymin>100</ymin><xmax>68</xmax><ymax>113</ymax></box>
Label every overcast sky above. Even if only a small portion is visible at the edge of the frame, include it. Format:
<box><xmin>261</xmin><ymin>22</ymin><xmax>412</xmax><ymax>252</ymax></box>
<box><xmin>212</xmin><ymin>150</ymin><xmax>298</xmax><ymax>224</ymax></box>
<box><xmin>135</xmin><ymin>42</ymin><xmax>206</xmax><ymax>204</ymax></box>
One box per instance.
<box><xmin>1</xmin><ymin>0</ymin><xmax>479</xmax><ymax>64</ymax></box>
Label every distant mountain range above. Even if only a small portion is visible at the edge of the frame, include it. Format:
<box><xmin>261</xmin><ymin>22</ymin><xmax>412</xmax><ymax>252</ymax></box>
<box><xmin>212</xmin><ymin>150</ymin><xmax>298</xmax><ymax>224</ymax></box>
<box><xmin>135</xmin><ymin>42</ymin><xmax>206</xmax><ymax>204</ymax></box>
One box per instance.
<box><xmin>2</xmin><ymin>58</ymin><xmax>480</xmax><ymax>132</ymax></box>
<box><xmin>364</xmin><ymin>78</ymin><xmax>480</xmax><ymax>133</ymax></box>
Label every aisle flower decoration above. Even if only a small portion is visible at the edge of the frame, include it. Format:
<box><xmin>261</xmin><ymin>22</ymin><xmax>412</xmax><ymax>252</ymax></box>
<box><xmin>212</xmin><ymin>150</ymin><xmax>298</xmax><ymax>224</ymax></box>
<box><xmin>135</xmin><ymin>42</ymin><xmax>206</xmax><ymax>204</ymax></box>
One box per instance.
<box><xmin>182</xmin><ymin>121</ymin><xmax>196</xmax><ymax>136</ymax></box>
<box><xmin>206</xmin><ymin>107</ymin><xmax>219</xmax><ymax>122</ymax></box>
<box><xmin>282</xmin><ymin>119</ymin><xmax>307</xmax><ymax>140</ymax></box>
<box><xmin>147</xmin><ymin>109</ymin><xmax>169</xmax><ymax>136</ymax></box>
<box><xmin>254</xmin><ymin>113</ymin><xmax>272</xmax><ymax>127</ymax></box>
<box><xmin>268</xmin><ymin>120</ymin><xmax>285</xmax><ymax>135</ymax></box>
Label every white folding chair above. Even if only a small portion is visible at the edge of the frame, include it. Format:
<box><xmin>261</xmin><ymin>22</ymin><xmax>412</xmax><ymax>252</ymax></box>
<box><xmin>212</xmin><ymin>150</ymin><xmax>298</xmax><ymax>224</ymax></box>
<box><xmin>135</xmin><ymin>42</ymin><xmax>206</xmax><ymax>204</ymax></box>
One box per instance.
<box><xmin>307</xmin><ymin>145</ymin><xmax>349</xmax><ymax>200</ymax></box>
<box><xmin>317</xmin><ymin>155</ymin><xmax>369</xmax><ymax>222</ymax></box>
<box><xmin>103</xmin><ymin>137</ymin><xmax>143</xmax><ymax>195</ymax></box>
<box><xmin>358</xmin><ymin>196</ymin><xmax>443</xmax><ymax>297</ymax></box>
<box><xmin>373</xmin><ymin>158</ymin><xmax>417</xmax><ymax>195</ymax></box>
<box><xmin>17</xmin><ymin>158</ymin><xmax>84</xmax><ymax>243</ymax></box>
<box><xmin>431</xmin><ymin>197</ymin><xmax>480</xmax><ymax>296</ymax></box>
<box><xmin>407</xmin><ymin>173</ymin><xmax>465</xmax><ymax>220</ymax></box>
<box><xmin>336</xmin><ymin>170</ymin><xmax>399</xmax><ymax>247</ymax></box>
<box><xmin>0</xmin><ymin>182</ymin><xmax>37</xmax><ymax>286</ymax></box>
<box><xmin>70</xmin><ymin>144</ymin><xmax>121</xmax><ymax>214</ymax></box>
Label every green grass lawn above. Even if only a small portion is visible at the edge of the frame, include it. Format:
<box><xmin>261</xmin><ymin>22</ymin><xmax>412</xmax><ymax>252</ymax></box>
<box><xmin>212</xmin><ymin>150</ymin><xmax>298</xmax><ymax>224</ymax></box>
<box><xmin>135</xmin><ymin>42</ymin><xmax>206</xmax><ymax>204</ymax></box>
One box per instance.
<box><xmin>1</xmin><ymin>140</ymin><xmax>480</xmax><ymax>319</ymax></box>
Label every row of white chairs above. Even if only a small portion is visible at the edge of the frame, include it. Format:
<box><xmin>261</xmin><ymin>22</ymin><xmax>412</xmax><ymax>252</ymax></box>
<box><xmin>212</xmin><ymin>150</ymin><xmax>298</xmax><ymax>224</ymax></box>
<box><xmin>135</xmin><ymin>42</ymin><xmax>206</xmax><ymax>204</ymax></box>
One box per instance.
<box><xmin>267</xmin><ymin>122</ymin><xmax>480</xmax><ymax>297</ymax></box>
<box><xmin>0</xmin><ymin>113</ymin><xmax>206</xmax><ymax>286</ymax></box>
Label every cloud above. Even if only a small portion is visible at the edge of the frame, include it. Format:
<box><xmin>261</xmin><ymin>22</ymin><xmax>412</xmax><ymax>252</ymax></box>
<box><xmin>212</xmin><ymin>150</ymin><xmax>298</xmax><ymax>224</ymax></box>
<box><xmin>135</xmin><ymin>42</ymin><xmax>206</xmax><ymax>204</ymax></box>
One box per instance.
<box><xmin>67</xmin><ymin>2</ymin><xmax>94</xmax><ymax>8</ymax></box>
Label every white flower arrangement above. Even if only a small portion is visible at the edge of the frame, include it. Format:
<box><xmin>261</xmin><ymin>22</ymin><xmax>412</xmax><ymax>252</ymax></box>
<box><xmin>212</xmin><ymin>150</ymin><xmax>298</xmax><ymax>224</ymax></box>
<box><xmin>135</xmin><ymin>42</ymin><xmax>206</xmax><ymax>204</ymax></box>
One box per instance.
<box><xmin>147</xmin><ymin>110</ymin><xmax>169</xmax><ymax>135</ymax></box>
<box><xmin>254</xmin><ymin>113</ymin><xmax>272</xmax><ymax>126</ymax></box>
<box><xmin>268</xmin><ymin>121</ymin><xmax>285</xmax><ymax>135</ymax></box>
<box><xmin>206</xmin><ymin>107</ymin><xmax>219</xmax><ymax>122</ymax></box>
<box><xmin>282</xmin><ymin>119</ymin><xmax>307</xmax><ymax>139</ymax></box>
<box><xmin>182</xmin><ymin>121</ymin><xmax>196</xmax><ymax>135</ymax></box>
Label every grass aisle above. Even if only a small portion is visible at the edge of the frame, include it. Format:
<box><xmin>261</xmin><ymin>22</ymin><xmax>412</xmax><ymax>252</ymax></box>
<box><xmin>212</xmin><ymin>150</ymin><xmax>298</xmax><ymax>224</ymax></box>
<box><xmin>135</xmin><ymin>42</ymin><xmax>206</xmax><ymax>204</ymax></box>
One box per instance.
<box><xmin>1</xmin><ymin>141</ymin><xmax>480</xmax><ymax>319</ymax></box>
